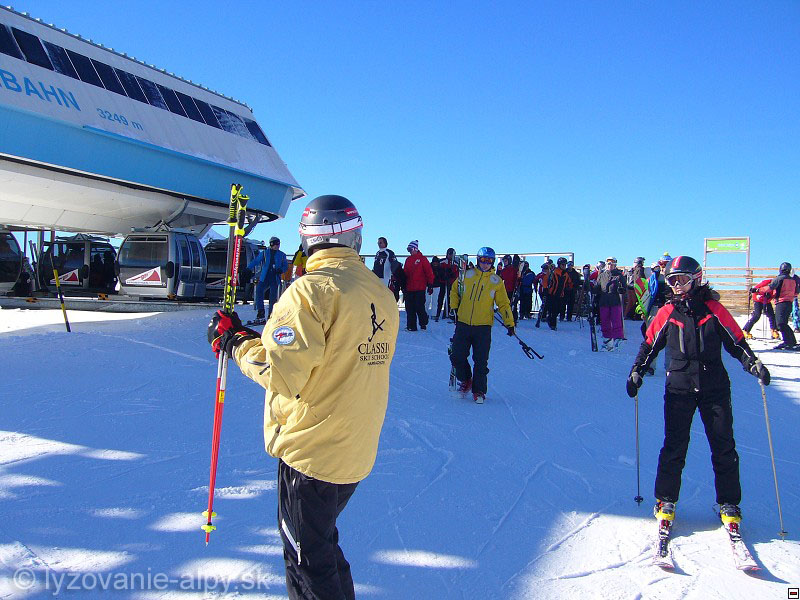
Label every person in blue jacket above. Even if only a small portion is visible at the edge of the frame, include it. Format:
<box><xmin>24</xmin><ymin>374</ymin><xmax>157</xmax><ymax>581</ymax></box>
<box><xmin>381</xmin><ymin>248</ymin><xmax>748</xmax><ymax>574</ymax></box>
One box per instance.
<box><xmin>247</xmin><ymin>236</ymin><xmax>288</xmax><ymax>320</ymax></box>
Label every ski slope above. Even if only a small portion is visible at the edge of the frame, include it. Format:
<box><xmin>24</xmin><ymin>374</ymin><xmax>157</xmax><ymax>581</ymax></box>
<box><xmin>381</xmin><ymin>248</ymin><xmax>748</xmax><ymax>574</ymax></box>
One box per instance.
<box><xmin>0</xmin><ymin>307</ymin><xmax>798</xmax><ymax>599</ymax></box>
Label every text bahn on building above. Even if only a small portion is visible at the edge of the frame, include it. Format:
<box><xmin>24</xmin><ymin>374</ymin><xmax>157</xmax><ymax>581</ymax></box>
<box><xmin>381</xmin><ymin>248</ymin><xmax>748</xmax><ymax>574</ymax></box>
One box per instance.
<box><xmin>0</xmin><ymin>6</ymin><xmax>304</xmax><ymax>236</ymax></box>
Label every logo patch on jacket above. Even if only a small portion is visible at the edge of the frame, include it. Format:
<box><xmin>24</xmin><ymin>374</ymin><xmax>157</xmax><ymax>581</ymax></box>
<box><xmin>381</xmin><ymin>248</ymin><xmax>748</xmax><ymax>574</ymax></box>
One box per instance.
<box><xmin>490</xmin><ymin>274</ymin><xmax>501</xmax><ymax>284</ymax></box>
<box><xmin>272</xmin><ymin>326</ymin><xmax>296</xmax><ymax>345</ymax></box>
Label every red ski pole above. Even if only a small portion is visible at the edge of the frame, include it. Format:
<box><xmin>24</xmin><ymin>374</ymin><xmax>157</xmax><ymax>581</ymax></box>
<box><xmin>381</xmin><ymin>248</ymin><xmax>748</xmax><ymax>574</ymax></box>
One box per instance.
<box><xmin>202</xmin><ymin>184</ymin><xmax>248</xmax><ymax>544</ymax></box>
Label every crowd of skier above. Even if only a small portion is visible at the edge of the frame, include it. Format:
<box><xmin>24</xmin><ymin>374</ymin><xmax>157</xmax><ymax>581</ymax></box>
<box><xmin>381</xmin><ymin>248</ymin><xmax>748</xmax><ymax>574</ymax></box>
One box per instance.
<box><xmin>209</xmin><ymin>196</ymin><xmax>797</xmax><ymax>596</ymax></box>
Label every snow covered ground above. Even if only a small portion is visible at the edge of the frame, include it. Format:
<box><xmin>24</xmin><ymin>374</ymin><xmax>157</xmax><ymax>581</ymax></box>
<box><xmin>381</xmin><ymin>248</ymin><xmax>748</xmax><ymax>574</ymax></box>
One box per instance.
<box><xmin>0</xmin><ymin>306</ymin><xmax>798</xmax><ymax>599</ymax></box>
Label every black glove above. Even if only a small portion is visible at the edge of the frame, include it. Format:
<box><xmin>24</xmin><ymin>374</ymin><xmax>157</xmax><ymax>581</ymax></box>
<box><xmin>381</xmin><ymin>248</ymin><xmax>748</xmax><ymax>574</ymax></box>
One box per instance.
<box><xmin>749</xmin><ymin>287</ymin><xmax>757</xmax><ymax>294</ymax></box>
<box><xmin>207</xmin><ymin>310</ymin><xmax>259</xmax><ymax>357</ymax></box>
<box><xmin>507</xmin><ymin>326</ymin><xmax>515</xmax><ymax>337</ymax></box>
<box><xmin>626</xmin><ymin>370</ymin><xmax>643</xmax><ymax>398</ymax></box>
<box><xmin>744</xmin><ymin>357</ymin><xmax>770</xmax><ymax>385</ymax></box>
<box><xmin>427</xmin><ymin>286</ymin><xmax>434</xmax><ymax>295</ymax></box>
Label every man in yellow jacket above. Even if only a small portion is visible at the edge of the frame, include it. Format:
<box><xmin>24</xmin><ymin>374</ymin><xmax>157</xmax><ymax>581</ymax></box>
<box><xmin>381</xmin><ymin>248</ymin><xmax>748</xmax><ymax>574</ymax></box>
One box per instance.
<box><xmin>449</xmin><ymin>246</ymin><xmax>515</xmax><ymax>404</ymax></box>
<box><xmin>208</xmin><ymin>195</ymin><xmax>399</xmax><ymax>600</ymax></box>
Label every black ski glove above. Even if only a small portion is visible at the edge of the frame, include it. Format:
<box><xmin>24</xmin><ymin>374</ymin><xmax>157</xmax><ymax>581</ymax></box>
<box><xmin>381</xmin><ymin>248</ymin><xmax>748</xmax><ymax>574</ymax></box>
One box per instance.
<box><xmin>626</xmin><ymin>371</ymin><xmax>643</xmax><ymax>398</ymax></box>
<box><xmin>207</xmin><ymin>310</ymin><xmax>259</xmax><ymax>357</ymax></box>
<box><xmin>744</xmin><ymin>357</ymin><xmax>770</xmax><ymax>385</ymax></box>
<box><xmin>507</xmin><ymin>326</ymin><xmax>515</xmax><ymax>337</ymax></box>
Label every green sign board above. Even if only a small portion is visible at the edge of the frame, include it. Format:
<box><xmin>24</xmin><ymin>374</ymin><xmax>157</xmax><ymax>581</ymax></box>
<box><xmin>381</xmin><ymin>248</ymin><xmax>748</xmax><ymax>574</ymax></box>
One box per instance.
<box><xmin>705</xmin><ymin>238</ymin><xmax>749</xmax><ymax>253</ymax></box>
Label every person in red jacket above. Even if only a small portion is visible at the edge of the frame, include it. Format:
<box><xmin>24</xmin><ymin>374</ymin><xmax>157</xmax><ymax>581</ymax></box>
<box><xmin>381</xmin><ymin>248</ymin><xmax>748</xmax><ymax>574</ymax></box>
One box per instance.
<box><xmin>743</xmin><ymin>278</ymin><xmax>778</xmax><ymax>340</ymax></box>
<box><xmin>403</xmin><ymin>240</ymin><xmax>434</xmax><ymax>331</ymax></box>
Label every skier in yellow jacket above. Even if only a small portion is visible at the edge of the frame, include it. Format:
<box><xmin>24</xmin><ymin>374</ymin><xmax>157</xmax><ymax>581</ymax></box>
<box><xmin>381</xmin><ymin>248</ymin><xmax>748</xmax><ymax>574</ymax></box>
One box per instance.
<box><xmin>208</xmin><ymin>194</ymin><xmax>399</xmax><ymax>600</ymax></box>
<box><xmin>449</xmin><ymin>246</ymin><xmax>515</xmax><ymax>403</ymax></box>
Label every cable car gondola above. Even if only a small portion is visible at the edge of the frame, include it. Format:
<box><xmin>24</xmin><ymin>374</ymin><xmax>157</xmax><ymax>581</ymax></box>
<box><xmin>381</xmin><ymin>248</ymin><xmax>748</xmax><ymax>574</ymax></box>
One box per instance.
<box><xmin>117</xmin><ymin>230</ymin><xmax>206</xmax><ymax>299</ymax></box>
<box><xmin>36</xmin><ymin>234</ymin><xmax>117</xmax><ymax>295</ymax></box>
<box><xmin>204</xmin><ymin>238</ymin><xmax>259</xmax><ymax>302</ymax></box>
<box><xmin>0</xmin><ymin>229</ymin><xmax>23</xmax><ymax>294</ymax></box>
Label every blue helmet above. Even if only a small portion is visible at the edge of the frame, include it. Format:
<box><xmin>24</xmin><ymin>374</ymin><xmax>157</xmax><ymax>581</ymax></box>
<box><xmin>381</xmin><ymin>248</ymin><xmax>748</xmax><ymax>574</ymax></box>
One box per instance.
<box><xmin>477</xmin><ymin>247</ymin><xmax>495</xmax><ymax>261</ymax></box>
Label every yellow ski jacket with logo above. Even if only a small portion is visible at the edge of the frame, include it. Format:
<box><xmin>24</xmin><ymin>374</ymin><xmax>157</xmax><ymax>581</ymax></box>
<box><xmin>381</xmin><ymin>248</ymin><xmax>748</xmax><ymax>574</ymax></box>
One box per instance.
<box><xmin>450</xmin><ymin>267</ymin><xmax>515</xmax><ymax>327</ymax></box>
<box><xmin>233</xmin><ymin>247</ymin><xmax>400</xmax><ymax>484</ymax></box>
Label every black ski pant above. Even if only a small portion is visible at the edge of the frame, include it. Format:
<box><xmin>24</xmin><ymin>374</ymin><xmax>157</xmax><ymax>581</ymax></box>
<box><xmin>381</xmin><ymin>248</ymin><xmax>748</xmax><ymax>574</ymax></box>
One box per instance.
<box><xmin>450</xmin><ymin>323</ymin><xmax>492</xmax><ymax>394</ymax></box>
<box><xmin>565</xmin><ymin>288</ymin><xmax>577</xmax><ymax>321</ymax></box>
<box><xmin>520</xmin><ymin>290</ymin><xmax>533</xmax><ymax>319</ymax></box>
<box><xmin>775</xmin><ymin>300</ymin><xmax>797</xmax><ymax>346</ymax></box>
<box><xmin>546</xmin><ymin>295</ymin><xmax>562</xmax><ymax>329</ymax></box>
<box><xmin>404</xmin><ymin>290</ymin><xmax>429</xmax><ymax>330</ymax></box>
<box><xmin>743</xmin><ymin>301</ymin><xmax>776</xmax><ymax>333</ymax></box>
<box><xmin>655</xmin><ymin>389</ymin><xmax>741</xmax><ymax>505</ymax></box>
<box><xmin>435</xmin><ymin>284</ymin><xmax>448</xmax><ymax>319</ymax></box>
<box><xmin>536</xmin><ymin>292</ymin><xmax>549</xmax><ymax>325</ymax></box>
<box><xmin>278</xmin><ymin>460</ymin><xmax>359</xmax><ymax>600</ymax></box>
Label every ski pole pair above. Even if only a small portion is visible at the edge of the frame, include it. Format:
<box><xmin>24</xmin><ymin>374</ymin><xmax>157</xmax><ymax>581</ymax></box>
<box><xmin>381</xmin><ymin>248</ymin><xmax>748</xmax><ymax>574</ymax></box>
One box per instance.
<box><xmin>493</xmin><ymin>311</ymin><xmax>543</xmax><ymax>359</ymax></box>
<box><xmin>202</xmin><ymin>184</ymin><xmax>249</xmax><ymax>545</ymax></box>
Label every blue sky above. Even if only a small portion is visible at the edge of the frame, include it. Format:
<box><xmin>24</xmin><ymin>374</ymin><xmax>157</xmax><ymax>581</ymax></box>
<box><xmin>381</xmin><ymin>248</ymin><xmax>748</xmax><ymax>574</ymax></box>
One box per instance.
<box><xmin>17</xmin><ymin>0</ymin><xmax>800</xmax><ymax>267</ymax></box>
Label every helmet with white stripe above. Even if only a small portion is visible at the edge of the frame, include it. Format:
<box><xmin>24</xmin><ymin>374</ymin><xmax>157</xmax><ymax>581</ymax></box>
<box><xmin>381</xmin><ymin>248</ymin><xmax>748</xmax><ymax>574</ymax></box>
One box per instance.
<box><xmin>299</xmin><ymin>195</ymin><xmax>363</xmax><ymax>255</ymax></box>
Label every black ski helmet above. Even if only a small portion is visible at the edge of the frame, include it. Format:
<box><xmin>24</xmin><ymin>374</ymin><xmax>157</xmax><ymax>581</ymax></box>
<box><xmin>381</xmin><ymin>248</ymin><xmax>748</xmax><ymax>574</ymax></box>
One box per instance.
<box><xmin>779</xmin><ymin>261</ymin><xmax>792</xmax><ymax>274</ymax></box>
<box><xmin>298</xmin><ymin>195</ymin><xmax>363</xmax><ymax>255</ymax></box>
<box><xmin>665</xmin><ymin>256</ymin><xmax>703</xmax><ymax>289</ymax></box>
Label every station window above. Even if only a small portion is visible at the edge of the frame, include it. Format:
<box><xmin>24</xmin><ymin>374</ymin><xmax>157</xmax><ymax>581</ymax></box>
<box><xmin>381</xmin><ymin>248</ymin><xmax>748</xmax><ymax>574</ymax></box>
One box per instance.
<box><xmin>42</xmin><ymin>41</ymin><xmax>79</xmax><ymax>80</ymax></box>
<box><xmin>135</xmin><ymin>76</ymin><xmax>169</xmax><ymax>110</ymax></box>
<box><xmin>244</xmin><ymin>118</ymin><xmax>271</xmax><ymax>146</ymax></box>
<box><xmin>66</xmin><ymin>49</ymin><xmax>104</xmax><ymax>88</ymax></box>
<box><xmin>0</xmin><ymin>23</ymin><xmax>24</xmax><ymax>60</ymax></box>
<box><xmin>175</xmin><ymin>90</ymin><xmax>205</xmax><ymax>123</ymax></box>
<box><xmin>115</xmin><ymin>68</ymin><xmax>147</xmax><ymax>103</ymax></box>
<box><xmin>12</xmin><ymin>27</ymin><xmax>53</xmax><ymax>70</ymax></box>
<box><xmin>91</xmin><ymin>59</ymin><xmax>126</xmax><ymax>96</ymax></box>
<box><xmin>157</xmin><ymin>84</ymin><xmax>188</xmax><ymax>117</ymax></box>
<box><xmin>193</xmin><ymin>98</ymin><xmax>221</xmax><ymax>129</ymax></box>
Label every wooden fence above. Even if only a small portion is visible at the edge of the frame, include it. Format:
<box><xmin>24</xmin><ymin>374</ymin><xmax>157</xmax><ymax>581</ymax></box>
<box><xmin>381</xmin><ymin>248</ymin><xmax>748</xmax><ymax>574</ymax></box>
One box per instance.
<box><xmin>703</xmin><ymin>267</ymin><xmax>783</xmax><ymax>314</ymax></box>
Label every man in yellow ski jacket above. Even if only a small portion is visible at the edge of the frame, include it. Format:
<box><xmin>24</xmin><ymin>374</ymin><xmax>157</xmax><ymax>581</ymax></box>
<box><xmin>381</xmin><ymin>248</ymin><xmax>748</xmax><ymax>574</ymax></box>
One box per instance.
<box><xmin>208</xmin><ymin>195</ymin><xmax>398</xmax><ymax>600</ymax></box>
<box><xmin>449</xmin><ymin>246</ymin><xmax>515</xmax><ymax>403</ymax></box>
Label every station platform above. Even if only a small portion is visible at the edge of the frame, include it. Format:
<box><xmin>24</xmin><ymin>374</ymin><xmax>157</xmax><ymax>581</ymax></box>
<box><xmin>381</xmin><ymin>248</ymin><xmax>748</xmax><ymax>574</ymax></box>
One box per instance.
<box><xmin>0</xmin><ymin>294</ymin><xmax>225</xmax><ymax>313</ymax></box>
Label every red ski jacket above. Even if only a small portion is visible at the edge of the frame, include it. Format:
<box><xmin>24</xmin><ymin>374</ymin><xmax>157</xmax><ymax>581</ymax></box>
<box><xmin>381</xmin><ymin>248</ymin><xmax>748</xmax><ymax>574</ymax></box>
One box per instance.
<box><xmin>498</xmin><ymin>265</ymin><xmax>519</xmax><ymax>295</ymax></box>
<box><xmin>439</xmin><ymin>259</ymin><xmax>459</xmax><ymax>287</ymax></box>
<box><xmin>751</xmin><ymin>278</ymin><xmax>774</xmax><ymax>304</ymax></box>
<box><xmin>403</xmin><ymin>253</ymin><xmax>434</xmax><ymax>292</ymax></box>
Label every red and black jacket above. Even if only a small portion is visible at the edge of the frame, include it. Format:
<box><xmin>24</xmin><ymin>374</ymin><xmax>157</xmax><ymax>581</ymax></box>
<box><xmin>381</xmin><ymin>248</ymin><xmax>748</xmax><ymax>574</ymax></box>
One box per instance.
<box><xmin>632</xmin><ymin>288</ymin><xmax>756</xmax><ymax>394</ymax></box>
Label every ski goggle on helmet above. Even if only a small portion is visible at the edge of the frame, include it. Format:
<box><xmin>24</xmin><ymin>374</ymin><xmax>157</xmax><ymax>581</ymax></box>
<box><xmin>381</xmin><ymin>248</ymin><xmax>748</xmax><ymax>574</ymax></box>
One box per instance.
<box><xmin>665</xmin><ymin>256</ymin><xmax>703</xmax><ymax>291</ymax></box>
<box><xmin>298</xmin><ymin>195</ymin><xmax>363</xmax><ymax>255</ymax></box>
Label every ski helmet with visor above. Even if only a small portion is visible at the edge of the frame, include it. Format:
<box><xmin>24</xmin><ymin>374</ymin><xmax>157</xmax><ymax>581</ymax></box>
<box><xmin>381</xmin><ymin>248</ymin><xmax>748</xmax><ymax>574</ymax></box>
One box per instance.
<box><xmin>298</xmin><ymin>195</ymin><xmax>363</xmax><ymax>255</ymax></box>
<box><xmin>665</xmin><ymin>255</ymin><xmax>702</xmax><ymax>294</ymax></box>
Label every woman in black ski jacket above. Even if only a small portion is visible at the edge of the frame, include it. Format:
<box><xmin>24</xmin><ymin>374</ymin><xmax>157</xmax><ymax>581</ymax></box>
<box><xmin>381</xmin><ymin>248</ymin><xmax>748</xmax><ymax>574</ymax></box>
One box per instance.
<box><xmin>625</xmin><ymin>256</ymin><xmax>770</xmax><ymax>528</ymax></box>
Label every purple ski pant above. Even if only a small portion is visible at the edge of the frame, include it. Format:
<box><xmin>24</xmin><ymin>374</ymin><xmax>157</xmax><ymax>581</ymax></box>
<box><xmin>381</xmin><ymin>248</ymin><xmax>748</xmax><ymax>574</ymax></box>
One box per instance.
<box><xmin>599</xmin><ymin>304</ymin><xmax>624</xmax><ymax>339</ymax></box>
